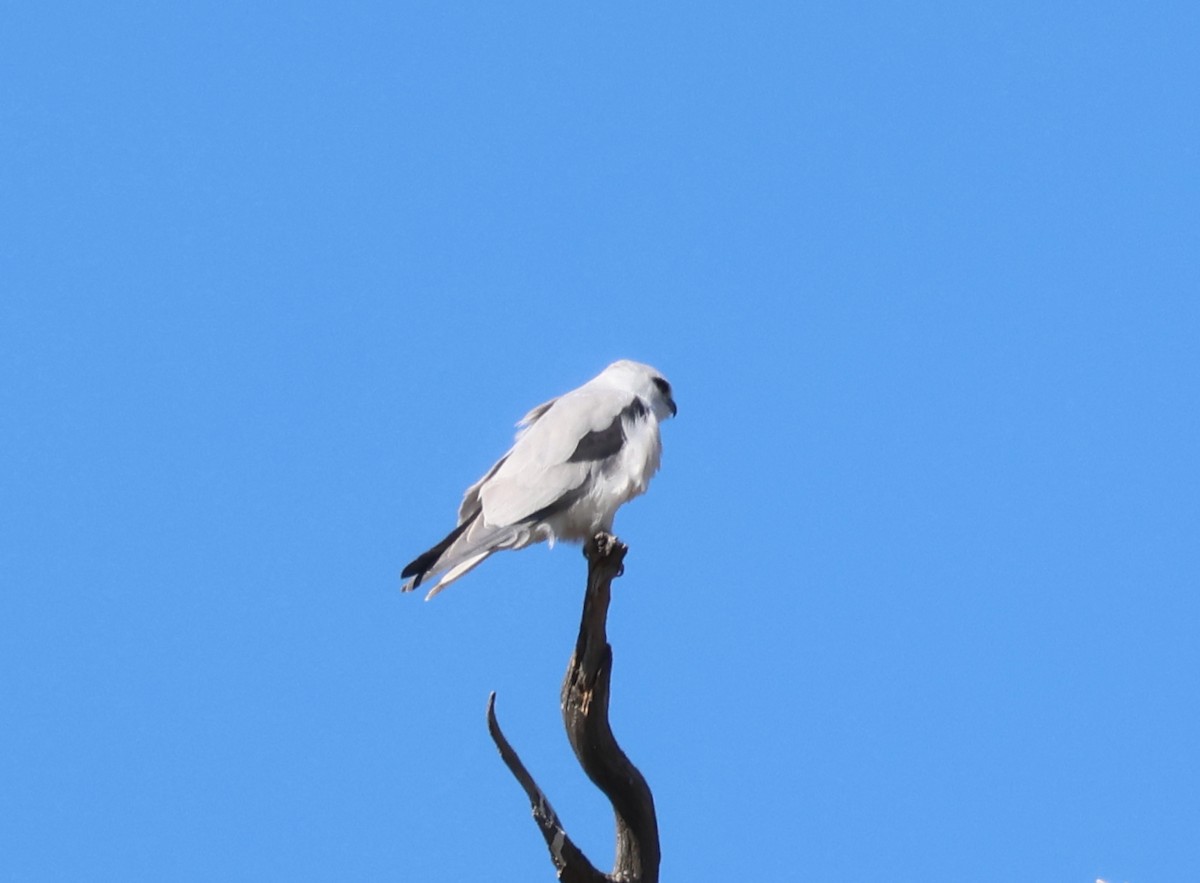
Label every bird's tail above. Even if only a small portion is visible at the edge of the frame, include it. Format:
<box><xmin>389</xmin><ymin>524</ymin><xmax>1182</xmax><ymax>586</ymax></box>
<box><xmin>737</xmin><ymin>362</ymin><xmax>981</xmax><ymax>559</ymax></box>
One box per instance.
<box><xmin>401</xmin><ymin>512</ymin><xmax>527</xmax><ymax>600</ymax></box>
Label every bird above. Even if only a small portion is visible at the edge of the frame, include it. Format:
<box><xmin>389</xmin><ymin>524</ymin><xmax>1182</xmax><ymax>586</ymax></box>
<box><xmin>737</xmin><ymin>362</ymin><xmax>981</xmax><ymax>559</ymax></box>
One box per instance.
<box><xmin>402</xmin><ymin>360</ymin><xmax>676</xmax><ymax>599</ymax></box>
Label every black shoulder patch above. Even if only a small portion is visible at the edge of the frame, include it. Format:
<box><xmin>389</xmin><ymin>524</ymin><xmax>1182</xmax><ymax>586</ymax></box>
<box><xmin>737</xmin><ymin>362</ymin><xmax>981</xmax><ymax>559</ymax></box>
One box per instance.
<box><xmin>568</xmin><ymin>419</ymin><xmax>625</xmax><ymax>463</ymax></box>
<box><xmin>567</xmin><ymin>399</ymin><xmax>647</xmax><ymax>463</ymax></box>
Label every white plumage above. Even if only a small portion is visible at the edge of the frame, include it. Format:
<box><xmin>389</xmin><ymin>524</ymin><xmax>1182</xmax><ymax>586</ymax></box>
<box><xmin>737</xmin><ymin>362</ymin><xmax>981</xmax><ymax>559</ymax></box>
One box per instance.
<box><xmin>402</xmin><ymin>360</ymin><xmax>676</xmax><ymax>599</ymax></box>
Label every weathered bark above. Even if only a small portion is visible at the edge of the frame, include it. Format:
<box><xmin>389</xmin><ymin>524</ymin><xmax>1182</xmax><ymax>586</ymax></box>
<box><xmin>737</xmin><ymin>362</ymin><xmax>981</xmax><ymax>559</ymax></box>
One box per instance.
<box><xmin>487</xmin><ymin>533</ymin><xmax>660</xmax><ymax>882</ymax></box>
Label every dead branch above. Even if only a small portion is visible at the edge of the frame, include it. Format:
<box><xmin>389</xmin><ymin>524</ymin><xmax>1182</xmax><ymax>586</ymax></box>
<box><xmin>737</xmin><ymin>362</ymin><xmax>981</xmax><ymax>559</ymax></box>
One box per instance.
<box><xmin>487</xmin><ymin>533</ymin><xmax>660</xmax><ymax>882</ymax></box>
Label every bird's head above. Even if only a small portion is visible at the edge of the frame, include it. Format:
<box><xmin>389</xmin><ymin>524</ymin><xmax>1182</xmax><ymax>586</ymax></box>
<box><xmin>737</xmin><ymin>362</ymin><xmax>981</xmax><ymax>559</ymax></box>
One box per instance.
<box><xmin>600</xmin><ymin>360</ymin><xmax>677</xmax><ymax>421</ymax></box>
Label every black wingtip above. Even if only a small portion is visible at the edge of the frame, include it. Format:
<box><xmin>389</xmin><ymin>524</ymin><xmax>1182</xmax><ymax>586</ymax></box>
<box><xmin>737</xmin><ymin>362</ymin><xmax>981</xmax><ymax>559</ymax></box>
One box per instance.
<box><xmin>401</xmin><ymin>549</ymin><xmax>438</xmax><ymax>587</ymax></box>
<box><xmin>401</xmin><ymin>515</ymin><xmax>476</xmax><ymax>588</ymax></box>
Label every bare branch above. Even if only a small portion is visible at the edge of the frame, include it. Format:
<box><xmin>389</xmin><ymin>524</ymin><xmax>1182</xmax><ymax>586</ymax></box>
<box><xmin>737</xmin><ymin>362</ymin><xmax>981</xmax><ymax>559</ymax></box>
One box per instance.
<box><xmin>487</xmin><ymin>533</ymin><xmax>660</xmax><ymax>882</ymax></box>
<box><xmin>486</xmin><ymin>693</ymin><xmax>605</xmax><ymax>882</ymax></box>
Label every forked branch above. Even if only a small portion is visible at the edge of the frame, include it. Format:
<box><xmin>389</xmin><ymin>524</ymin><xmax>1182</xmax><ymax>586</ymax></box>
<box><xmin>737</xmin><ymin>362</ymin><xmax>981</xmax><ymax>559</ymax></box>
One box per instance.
<box><xmin>487</xmin><ymin>533</ymin><xmax>660</xmax><ymax>882</ymax></box>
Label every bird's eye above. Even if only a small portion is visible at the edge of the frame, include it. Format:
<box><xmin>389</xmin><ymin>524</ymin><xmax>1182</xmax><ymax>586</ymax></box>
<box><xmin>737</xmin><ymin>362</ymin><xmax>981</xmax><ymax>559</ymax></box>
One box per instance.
<box><xmin>652</xmin><ymin>377</ymin><xmax>671</xmax><ymax>397</ymax></box>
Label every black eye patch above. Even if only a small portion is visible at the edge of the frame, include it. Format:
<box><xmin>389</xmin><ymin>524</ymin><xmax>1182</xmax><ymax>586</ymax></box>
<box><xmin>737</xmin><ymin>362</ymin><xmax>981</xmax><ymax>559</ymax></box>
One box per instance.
<box><xmin>652</xmin><ymin>376</ymin><xmax>671</xmax><ymax>397</ymax></box>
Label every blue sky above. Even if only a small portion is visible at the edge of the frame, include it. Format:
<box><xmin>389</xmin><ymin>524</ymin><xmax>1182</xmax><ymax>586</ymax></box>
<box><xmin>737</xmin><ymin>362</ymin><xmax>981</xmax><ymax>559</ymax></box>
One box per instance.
<box><xmin>3</xmin><ymin>2</ymin><xmax>1198</xmax><ymax>880</ymax></box>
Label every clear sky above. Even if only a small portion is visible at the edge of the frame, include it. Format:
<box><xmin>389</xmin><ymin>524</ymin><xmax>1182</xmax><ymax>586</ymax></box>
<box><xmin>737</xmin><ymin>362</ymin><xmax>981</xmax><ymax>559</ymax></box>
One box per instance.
<box><xmin>3</xmin><ymin>3</ymin><xmax>1198</xmax><ymax>881</ymax></box>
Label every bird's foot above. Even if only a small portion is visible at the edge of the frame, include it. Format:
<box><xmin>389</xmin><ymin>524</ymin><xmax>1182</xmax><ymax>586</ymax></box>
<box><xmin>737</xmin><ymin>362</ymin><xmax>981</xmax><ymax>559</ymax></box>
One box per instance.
<box><xmin>587</xmin><ymin>531</ymin><xmax>616</xmax><ymax>556</ymax></box>
<box><xmin>585</xmin><ymin>532</ymin><xmax>627</xmax><ymax>576</ymax></box>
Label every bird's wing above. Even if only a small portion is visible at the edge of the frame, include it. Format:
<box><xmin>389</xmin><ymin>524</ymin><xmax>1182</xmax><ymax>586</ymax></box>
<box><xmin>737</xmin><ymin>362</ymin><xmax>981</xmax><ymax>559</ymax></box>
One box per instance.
<box><xmin>454</xmin><ymin>395</ymin><xmax>558</xmax><ymax>524</ymax></box>
<box><xmin>479</xmin><ymin>387</ymin><xmax>637</xmax><ymax>527</ymax></box>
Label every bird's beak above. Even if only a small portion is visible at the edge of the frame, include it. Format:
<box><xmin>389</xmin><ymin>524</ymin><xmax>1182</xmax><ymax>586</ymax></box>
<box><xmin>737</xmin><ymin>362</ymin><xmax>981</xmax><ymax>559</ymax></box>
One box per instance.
<box><xmin>667</xmin><ymin>397</ymin><xmax>677</xmax><ymax>418</ymax></box>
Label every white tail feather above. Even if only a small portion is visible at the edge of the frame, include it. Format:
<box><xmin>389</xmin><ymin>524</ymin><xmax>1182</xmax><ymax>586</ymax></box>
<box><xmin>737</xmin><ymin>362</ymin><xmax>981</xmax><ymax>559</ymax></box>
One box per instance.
<box><xmin>423</xmin><ymin>551</ymin><xmax>493</xmax><ymax>600</ymax></box>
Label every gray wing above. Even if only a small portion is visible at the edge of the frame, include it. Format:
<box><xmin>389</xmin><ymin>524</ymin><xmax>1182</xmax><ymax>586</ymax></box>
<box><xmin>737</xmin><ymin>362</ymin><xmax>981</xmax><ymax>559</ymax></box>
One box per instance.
<box><xmin>454</xmin><ymin>395</ymin><xmax>557</xmax><ymax>524</ymax></box>
<box><xmin>479</xmin><ymin>387</ymin><xmax>639</xmax><ymax>526</ymax></box>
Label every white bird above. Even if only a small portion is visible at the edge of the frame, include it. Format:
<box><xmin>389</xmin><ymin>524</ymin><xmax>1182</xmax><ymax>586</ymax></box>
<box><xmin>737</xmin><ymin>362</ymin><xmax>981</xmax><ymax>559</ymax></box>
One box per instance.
<box><xmin>402</xmin><ymin>360</ymin><xmax>676</xmax><ymax>599</ymax></box>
